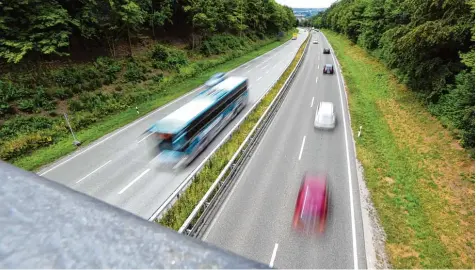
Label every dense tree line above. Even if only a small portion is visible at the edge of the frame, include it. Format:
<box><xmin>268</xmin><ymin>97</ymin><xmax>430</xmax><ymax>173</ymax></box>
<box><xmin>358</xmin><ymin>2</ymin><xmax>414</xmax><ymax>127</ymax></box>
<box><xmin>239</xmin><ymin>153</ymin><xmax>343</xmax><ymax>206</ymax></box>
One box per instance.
<box><xmin>0</xmin><ymin>0</ymin><xmax>296</xmax><ymax>63</ymax></box>
<box><xmin>313</xmin><ymin>0</ymin><xmax>474</xmax><ymax>148</ymax></box>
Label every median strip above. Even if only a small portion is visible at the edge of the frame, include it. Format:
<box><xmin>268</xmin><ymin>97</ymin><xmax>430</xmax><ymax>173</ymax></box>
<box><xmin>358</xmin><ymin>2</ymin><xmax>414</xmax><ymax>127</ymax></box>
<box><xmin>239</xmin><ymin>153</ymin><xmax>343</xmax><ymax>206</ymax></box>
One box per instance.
<box><xmin>157</xmin><ymin>34</ymin><xmax>310</xmax><ymax>230</ymax></box>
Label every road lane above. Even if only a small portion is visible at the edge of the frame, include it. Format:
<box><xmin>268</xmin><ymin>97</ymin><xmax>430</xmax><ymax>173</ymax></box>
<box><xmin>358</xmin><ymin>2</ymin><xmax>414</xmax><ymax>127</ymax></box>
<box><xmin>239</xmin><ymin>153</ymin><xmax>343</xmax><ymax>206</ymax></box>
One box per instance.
<box><xmin>202</xmin><ymin>31</ymin><xmax>367</xmax><ymax>269</ymax></box>
<box><xmin>39</xmin><ymin>29</ymin><xmax>309</xmax><ymax>219</ymax></box>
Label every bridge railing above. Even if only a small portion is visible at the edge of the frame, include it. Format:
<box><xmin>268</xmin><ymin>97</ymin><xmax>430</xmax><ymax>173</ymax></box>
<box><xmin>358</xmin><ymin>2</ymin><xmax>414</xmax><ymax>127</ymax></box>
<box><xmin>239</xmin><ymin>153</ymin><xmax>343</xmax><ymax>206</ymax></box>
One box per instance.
<box><xmin>0</xmin><ymin>161</ymin><xmax>269</xmax><ymax>269</ymax></box>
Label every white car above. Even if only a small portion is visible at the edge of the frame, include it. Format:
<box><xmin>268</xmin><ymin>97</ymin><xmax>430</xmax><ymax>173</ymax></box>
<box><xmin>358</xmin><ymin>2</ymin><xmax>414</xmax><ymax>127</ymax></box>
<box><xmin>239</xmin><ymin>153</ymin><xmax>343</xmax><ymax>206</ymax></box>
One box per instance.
<box><xmin>314</xmin><ymin>102</ymin><xmax>336</xmax><ymax>129</ymax></box>
<box><xmin>313</xmin><ymin>40</ymin><xmax>318</xmax><ymax>44</ymax></box>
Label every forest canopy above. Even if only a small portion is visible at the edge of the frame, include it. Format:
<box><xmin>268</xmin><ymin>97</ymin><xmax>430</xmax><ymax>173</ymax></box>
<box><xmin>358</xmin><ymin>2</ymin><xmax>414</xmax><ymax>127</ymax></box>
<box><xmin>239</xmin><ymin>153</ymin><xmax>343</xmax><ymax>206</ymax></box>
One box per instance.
<box><xmin>0</xmin><ymin>0</ymin><xmax>297</xmax><ymax>63</ymax></box>
<box><xmin>313</xmin><ymin>0</ymin><xmax>475</xmax><ymax>149</ymax></box>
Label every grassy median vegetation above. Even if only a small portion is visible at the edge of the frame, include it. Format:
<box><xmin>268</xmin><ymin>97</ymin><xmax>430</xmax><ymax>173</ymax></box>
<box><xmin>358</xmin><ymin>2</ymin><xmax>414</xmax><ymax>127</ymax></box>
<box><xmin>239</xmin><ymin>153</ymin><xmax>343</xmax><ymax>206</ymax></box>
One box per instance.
<box><xmin>7</xmin><ymin>33</ymin><xmax>294</xmax><ymax>171</ymax></box>
<box><xmin>157</xmin><ymin>34</ymin><xmax>310</xmax><ymax>230</ymax></box>
<box><xmin>323</xmin><ymin>30</ymin><xmax>474</xmax><ymax>269</ymax></box>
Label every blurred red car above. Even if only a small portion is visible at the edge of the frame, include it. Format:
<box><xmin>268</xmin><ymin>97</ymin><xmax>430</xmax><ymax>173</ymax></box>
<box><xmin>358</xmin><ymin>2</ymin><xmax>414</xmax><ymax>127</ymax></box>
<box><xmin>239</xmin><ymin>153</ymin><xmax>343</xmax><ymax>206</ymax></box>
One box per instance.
<box><xmin>292</xmin><ymin>173</ymin><xmax>329</xmax><ymax>233</ymax></box>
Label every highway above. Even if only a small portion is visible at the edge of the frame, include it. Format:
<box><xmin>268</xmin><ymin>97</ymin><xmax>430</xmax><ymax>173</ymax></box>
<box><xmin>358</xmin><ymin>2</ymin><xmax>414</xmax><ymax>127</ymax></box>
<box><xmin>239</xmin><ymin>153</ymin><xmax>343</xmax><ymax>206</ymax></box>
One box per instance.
<box><xmin>202</xmin><ymin>31</ymin><xmax>368</xmax><ymax>268</ymax></box>
<box><xmin>37</xmin><ymin>29</ymin><xmax>308</xmax><ymax>220</ymax></box>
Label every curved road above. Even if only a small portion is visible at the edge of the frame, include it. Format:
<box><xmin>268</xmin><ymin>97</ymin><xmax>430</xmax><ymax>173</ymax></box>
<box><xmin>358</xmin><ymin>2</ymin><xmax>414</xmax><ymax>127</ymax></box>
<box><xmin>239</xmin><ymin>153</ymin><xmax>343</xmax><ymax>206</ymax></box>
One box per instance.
<box><xmin>202</xmin><ymin>31</ymin><xmax>367</xmax><ymax>269</ymax></box>
<box><xmin>37</xmin><ymin>30</ymin><xmax>308</xmax><ymax>220</ymax></box>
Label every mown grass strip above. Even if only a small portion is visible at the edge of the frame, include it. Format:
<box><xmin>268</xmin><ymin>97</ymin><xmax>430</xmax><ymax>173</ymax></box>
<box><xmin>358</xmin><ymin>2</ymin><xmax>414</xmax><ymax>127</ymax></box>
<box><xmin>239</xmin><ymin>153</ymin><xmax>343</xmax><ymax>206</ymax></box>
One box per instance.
<box><xmin>157</xmin><ymin>33</ymin><xmax>310</xmax><ymax>230</ymax></box>
<box><xmin>14</xmin><ymin>33</ymin><xmax>293</xmax><ymax>172</ymax></box>
<box><xmin>322</xmin><ymin>30</ymin><xmax>475</xmax><ymax>269</ymax></box>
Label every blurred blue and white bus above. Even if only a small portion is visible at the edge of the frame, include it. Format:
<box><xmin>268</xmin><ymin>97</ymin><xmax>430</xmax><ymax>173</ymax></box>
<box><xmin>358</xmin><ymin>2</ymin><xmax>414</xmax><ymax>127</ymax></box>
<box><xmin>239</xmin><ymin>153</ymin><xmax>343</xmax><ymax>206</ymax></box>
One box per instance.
<box><xmin>146</xmin><ymin>76</ymin><xmax>249</xmax><ymax>169</ymax></box>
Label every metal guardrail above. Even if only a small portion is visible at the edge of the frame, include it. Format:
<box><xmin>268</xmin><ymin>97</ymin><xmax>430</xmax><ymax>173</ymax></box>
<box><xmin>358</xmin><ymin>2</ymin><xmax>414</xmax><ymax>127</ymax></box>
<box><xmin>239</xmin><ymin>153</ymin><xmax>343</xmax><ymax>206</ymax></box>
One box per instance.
<box><xmin>179</xmin><ymin>34</ymin><xmax>312</xmax><ymax>237</ymax></box>
<box><xmin>0</xmin><ymin>161</ymin><xmax>270</xmax><ymax>268</ymax></box>
<box><xmin>148</xmin><ymin>32</ymin><xmax>309</xmax><ymax>222</ymax></box>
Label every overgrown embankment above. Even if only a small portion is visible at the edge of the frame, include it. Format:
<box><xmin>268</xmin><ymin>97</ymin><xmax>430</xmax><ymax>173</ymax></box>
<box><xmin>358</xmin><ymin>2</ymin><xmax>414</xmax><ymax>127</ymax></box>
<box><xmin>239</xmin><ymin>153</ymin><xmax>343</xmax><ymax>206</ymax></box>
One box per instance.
<box><xmin>1</xmin><ymin>33</ymin><xmax>293</xmax><ymax>171</ymax></box>
<box><xmin>324</xmin><ymin>30</ymin><xmax>474</xmax><ymax>269</ymax></box>
<box><xmin>157</xmin><ymin>33</ymin><xmax>309</xmax><ymax>231</ymax></box>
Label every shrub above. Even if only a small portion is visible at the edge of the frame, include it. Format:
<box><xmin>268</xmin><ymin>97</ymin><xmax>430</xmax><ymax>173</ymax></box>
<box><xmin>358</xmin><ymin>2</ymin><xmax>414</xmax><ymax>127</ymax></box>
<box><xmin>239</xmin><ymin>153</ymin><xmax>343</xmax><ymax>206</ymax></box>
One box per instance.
<box><xmin>0</xmin><ymin>102</ymin><xmax>13</xmax><ymax>116</ymax></box>
<box><xmin>69</xmin><ymin>112</ymin><xmax>99</xmax><ymax>130</ymax></box>
<box><xmin>97</xmin><ymin>98</ymin><xmax>126</xmax><ymax>115</ymax></box>
<box><xmin>53</xmin><ymin>67</ymin><xmax>82</xmax><ymax>88</ymax></box>
<box><xmin>71</xmin><ymin>84</ymin><xmax>83</xmax><ymax>93</ymax></box>
<box><xmin>199</xmin><ymin>34</ymin><xmax>248</xmax><ymax>56</ymax></box>
<box><xmin>0</xmin><ymin>131</ymin><xmax>55</xmax><ymax>161</ymax></box>
<box><xmin>53</xmin><ymin>88</ymin><xmax>73</xmax><ymax>100</ymax></box>
<box><xmin>17</xmin><ymin>99</ymin><xmax>35</xmax><ymax>113</ymax></box>
<box><xmin>68</xmin><ymin>99</ymin><xmax>83</xmax><ymax>112</ymax></box>
<box><xmin>124</xmin><ymin>61</ymin><xmax>146</xmax><ymax>83</ymax></box>
<box><xmin>41</xmin><ymin>100</ymin><xmax>57</xmax><ymax>111</ymax></box>
<box><xmin>167</xmin><ymin>50</ymin><xmax>188</xmax><ymax>71</ymax></box>
<box><xmin>0</xmin><ymin>116</ymin><xmax>56</xmax><ymax>140</ymax></box>
<box><xmin>77</xmin><ymin>92</ymin><xmax>107</xmax><ymax>111</ymax></box>
<box><xmin>32</xmin><ymin>87</ymin><xmax>56</xmax><ymax>110</ymax></box>
<box><xmin>151</xmin><ymin>44</ymin><xmax>188</xmax><ymax>71</ymax></box>
<box><xmin>151</xmin><ymin>44</ymin><xmax>169</xmax><ymax>62</ymax></box>
<box><xmin>94</xmin><ymin>56</ymin><xmax>122</xmax><ymax>84</ymax></box>
<box><xmin>0</xmin><ymin>80</ymin><xmax>33</xmax><ymax>102</ymax></box>
<box><xmin>177</xmin><ymin>64</ymin><xmax>199</xmax><ymax>80</ymax></box>
<box><xmin>115</xmin><ymin>85</ymin><xmax>123</xmax><ymax>91</ymax></box>
<box><xmin>152</xmin><ymin>73</ymin><xmax>164</xmax><ymax>83</ymax></box>
<box><xmin>83</xmin><ymin>67</ymin><xmax>101</xmax><ymax>81</ymax></box>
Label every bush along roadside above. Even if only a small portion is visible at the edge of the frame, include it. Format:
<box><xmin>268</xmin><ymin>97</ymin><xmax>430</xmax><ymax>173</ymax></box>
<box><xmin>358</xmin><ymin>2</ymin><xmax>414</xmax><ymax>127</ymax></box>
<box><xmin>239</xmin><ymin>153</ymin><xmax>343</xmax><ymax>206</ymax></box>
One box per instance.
<box><xmin>6</xmin><ymin>32</ymin><xmax>294</xmax><ymax>171</ymax></box>
<box><xmin>323</xmin><ymin>30</ymin><xmax>474</xmax><ymax>269</ymax></box>
<box><xmin>157</xmin><ymin>33</ymin><xmax>310</xmax><ymax>231</ymax></box>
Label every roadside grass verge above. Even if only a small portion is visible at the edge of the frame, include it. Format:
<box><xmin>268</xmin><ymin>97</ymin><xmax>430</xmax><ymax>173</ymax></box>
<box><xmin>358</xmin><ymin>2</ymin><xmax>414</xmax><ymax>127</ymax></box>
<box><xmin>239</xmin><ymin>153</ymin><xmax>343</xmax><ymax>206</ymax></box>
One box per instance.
<box><xmin>157</xmin><ymin>34</ymin><xmax>310</xmax><ymax>230</ymax></box>
<box><xmin>323</xmin><ymin>30</ymin><xmax>475</xmax><ymax>269</ymax></box>
<box><xmin>13</xmin><ymin>34</ymin><xmax>293</xmax><ymax>172</ymax></box>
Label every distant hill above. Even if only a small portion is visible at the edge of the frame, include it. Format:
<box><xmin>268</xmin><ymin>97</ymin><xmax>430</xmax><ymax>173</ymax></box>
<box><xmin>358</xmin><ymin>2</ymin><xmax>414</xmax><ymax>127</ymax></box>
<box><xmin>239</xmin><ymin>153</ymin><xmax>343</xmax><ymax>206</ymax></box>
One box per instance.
<box><xmin>292</xmin><ymin>8</ymin><xmax>326</xmax><ymax>18</ymax></box>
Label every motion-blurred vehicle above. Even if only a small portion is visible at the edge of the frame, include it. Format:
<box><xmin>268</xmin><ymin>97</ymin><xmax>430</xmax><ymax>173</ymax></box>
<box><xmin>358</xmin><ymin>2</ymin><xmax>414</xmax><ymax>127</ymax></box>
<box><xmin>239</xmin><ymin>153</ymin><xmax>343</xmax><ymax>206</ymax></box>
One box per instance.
<box><xmin>204</xmin><ymin>72</ymin><xmax>227</xmax><ymax>88</ymax></box>
<box><xmin>313</xmin><ymin>40</ymin><xmax>318</xmax><ymax>44</ymax></box>
<box><xmin>323</xmin><ymin>48</ymin><xmax>331</xmax><ymax>54</ymax></box>
<box><xmin>292</xmin><ymin>33</ymin><xmax>298</xmax><ymax>40</ymax></box>
<box><xmin>293</xmin><ymin>172</ymin><xmax>329</xmax><ymax>233</ymax></box>
<box><xmin>323</xmin><ymin>64</ymin><xmax>334</xmax><ymax>74</ymax></box>
<box><xmin>146</xmin><ymin>76</ymin><xmax>249</xmax><ymax>169</ymax></box>
<box><xmin>314</xmin><ymin>101</ymin><xmax>336</xmax><ymax>130</ymax></box>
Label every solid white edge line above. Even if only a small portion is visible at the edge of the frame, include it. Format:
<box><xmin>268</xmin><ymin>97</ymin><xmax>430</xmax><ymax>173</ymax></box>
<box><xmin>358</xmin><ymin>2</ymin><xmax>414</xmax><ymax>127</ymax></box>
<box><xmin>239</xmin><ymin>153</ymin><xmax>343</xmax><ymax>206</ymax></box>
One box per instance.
<box><xmin>298</xmin><ymin>135</ymin><xmax>306</xmax><ymax>160</ymax></box>
<box><xmin>75</xmin><ymin>160</ymin><xmax>112</xmax><ymax>184</ymax></box>
<box><xmin>118</xmin><ymin>168</ymin><xmax>150</xmax><ymax>194</ymax></box>
<box><xmin>310</xmin><ymin>97</ymin><xmax>314</xmax><ymax>107</ymax></box>
<box><xmin>327</xmin><ymin>37</ymin><xmax>359</xmax><ymax>269</ymax></box>
<box><xmin>269</xmin><ymin>243</ymin><xmax>279</xmax><ymax>268</ymax></box>
<box><xmin>38</xmin><ymin>37</ymin><xmax>293</xmax><ymax>177</ymax></box>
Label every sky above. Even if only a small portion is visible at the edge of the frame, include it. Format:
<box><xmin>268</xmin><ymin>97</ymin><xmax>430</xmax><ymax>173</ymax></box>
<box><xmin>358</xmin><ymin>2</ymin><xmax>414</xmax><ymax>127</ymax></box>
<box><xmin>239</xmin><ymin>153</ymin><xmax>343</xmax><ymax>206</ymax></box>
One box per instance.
<box><xmin>275</xmin><ymin>0</ymin><xmax>337</xmax><ymax>8</ymax></box>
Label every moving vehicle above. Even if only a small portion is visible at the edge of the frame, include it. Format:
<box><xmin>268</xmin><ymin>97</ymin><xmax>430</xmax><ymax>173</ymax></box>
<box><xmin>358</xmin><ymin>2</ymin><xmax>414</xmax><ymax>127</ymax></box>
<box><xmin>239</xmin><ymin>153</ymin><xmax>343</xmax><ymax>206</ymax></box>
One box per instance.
<box><xmin>313</xmin><ymin>40</ymin><xmax>318</xmax><ymax>44</ymax></box>
<box><xmin>323</xmin><ymin>64</ymin><xmax>334</xmax><ymax>74</ymax></box>
<box><xmin>314</xmin><ymin>102</ymin><xmax>336</xmax><ymax>130</ymax></box>
<box><xmin>204</xmin><ymin>72</ymin><xmax>227</xmax><ymax>88</ymax></box>
<box><xmin>323</xmin><ymin>48</ymin><xmax>331</xmax><ymax>54</ymax></box>
<box><xmin>292</xmin><ymin>33</ymin><xmax>298</xmax><ymax>40</ymax></box>
<box><xmin>293</xmin><ymin>172</ymin><xmax>329</xmax><ymax>234</ymax></box>
<box><xmin>146</xmin><ymin>76</ymin><xmax>249</xmax><ymax>169</ymax></box>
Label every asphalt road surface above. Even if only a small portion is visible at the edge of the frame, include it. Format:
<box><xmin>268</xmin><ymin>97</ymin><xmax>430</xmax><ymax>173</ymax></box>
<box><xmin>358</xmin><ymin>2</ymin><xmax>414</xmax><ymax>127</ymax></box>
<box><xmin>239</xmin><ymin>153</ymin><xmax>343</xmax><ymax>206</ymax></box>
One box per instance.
<box><xmin>202</xmin><ymin>31</ymin><xmax>368</xmax><ymax>269</ymax></box>
<box><xmin>38</xmin><ymin>29</ymin><xmax>308</xmax><ymax>220</ymax></box>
